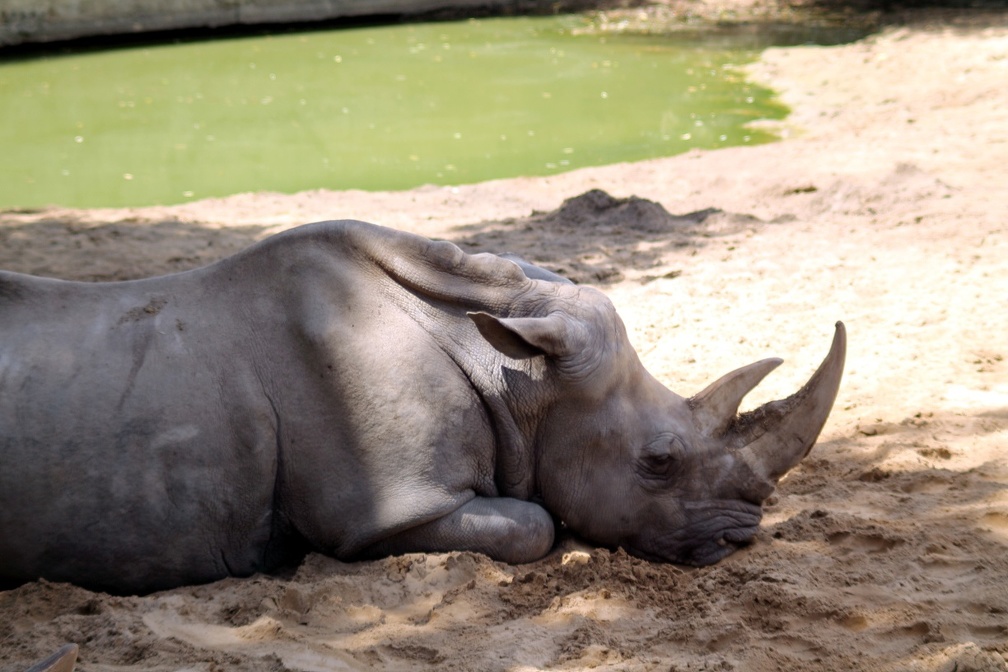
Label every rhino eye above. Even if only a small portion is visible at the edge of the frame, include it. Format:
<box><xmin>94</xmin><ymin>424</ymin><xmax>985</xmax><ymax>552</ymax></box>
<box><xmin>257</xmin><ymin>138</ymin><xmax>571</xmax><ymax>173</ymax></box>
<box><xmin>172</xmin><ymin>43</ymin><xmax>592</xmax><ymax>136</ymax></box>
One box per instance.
<box><xmin>639</xmin><ymin>436</ymin><xmax>684</xmax><ymax>481</ymax></box>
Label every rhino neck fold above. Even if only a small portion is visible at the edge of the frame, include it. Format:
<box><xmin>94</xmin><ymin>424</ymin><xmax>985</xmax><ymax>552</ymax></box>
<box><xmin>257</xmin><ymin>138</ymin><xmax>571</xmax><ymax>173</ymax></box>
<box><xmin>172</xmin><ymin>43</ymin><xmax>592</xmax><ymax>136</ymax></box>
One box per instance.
<box><xmin>475</xmin><ymin>360</ymin><xmax>555</xmax><ymax>502</ymax></box>
<box><xmin>484</xmin><ymin>396</ymin><xmax>538</xmax><ymax>500</ymax></box>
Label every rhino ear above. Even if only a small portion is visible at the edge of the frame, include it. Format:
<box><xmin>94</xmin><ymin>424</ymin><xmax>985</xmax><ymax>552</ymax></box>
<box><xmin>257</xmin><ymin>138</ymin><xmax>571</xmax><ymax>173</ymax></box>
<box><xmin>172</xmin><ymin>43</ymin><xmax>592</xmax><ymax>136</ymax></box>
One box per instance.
<box><xmin>468</xmin><ymin>311</ymin><xmax>573</xmax><ymax>360</ymax></box>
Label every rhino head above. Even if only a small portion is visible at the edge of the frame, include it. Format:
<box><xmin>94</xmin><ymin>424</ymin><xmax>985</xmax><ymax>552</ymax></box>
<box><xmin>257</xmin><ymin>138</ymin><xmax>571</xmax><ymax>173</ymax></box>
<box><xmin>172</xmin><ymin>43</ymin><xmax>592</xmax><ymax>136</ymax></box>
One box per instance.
<box><xmin>470</xmin><ymin>287</ymin><xmax>845</xmax><ymax>566</ymax></box>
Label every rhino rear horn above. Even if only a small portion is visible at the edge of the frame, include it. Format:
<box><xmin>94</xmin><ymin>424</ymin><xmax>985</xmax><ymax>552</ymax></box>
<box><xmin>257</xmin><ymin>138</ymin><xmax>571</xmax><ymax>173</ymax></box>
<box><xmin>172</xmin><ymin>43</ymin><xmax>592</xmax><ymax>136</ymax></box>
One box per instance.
<box><xmin>736</xmin><ymin>322</ymin><xmax>847</xmax><ymax>481</ymax></box>
<box><xmin>689</xmin><ymin>357</ymin><xmax>783</xmax><ymax>437</ymax></box>
<box><xmin>26</xmin><ymin>644</ymin><xmax>78</xmax><ymax>672</ymax></box>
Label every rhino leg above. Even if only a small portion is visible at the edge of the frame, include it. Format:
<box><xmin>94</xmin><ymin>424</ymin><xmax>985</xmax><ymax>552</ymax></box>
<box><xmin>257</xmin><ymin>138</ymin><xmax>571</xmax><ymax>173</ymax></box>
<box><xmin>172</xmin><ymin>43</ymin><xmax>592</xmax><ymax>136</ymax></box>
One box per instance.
<box><xmin>362</xmin><ymin>497</ymin><xmax>555</xmax><ymax>564</ymax></box>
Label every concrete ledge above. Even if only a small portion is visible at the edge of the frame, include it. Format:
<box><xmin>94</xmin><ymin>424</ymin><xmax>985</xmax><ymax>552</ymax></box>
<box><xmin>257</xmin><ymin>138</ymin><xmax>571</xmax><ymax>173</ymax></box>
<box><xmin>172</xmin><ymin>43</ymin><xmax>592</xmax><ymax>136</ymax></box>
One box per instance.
<box><xmin>0</xmin><ymin>0</ymin><xmax>603</xmax><ymax>47</ymax></box>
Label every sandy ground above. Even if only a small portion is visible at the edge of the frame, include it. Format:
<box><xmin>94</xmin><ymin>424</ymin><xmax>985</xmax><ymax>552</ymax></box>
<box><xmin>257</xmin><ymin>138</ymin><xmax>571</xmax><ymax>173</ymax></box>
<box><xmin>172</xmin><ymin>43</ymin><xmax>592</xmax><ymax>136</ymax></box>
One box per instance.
<box><xmin>2</xmin><ymin>8</ymin><xmax>1008</xmax><ymax>671</ymax></box>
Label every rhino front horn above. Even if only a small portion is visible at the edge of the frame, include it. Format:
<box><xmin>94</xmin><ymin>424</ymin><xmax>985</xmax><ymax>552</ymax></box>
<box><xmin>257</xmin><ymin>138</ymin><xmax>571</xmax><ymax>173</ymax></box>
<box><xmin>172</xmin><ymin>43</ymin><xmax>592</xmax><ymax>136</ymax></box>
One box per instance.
<box><xmin>732</xmin><ymin>321</ymin><xmax>847</xmax><ymax>482</ymax></box>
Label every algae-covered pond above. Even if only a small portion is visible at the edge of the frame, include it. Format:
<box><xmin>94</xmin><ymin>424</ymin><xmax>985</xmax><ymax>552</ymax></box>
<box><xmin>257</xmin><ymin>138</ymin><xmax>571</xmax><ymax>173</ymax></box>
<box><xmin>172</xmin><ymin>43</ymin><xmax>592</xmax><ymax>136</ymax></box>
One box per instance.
<box><xmin>0</xmin><ymin>16</ymin><xmax>791</xmax><ymax>209</ymax></box>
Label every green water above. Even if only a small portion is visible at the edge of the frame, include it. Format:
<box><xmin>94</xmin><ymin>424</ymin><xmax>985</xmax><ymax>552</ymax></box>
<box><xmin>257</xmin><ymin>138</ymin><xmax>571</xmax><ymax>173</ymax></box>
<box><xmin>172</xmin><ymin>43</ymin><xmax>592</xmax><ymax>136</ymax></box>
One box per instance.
<box><xmin>0</xmin><ymin>16</ymin><xmax>788</xmax><ymax>209</ymax></box>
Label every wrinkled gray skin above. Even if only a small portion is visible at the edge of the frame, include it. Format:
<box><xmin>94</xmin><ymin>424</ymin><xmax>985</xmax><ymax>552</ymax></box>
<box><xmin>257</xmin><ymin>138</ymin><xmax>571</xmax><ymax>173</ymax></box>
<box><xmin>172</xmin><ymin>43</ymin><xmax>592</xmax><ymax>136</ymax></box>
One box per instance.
<box><xmin>0</xmin><ymin>221</ymin><xmax>845</xmax><ymax>594</ymax></box>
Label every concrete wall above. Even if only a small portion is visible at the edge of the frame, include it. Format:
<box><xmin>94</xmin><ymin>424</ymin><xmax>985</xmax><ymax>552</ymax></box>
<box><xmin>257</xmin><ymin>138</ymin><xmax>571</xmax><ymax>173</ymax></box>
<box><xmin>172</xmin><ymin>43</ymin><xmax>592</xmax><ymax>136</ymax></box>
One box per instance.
<box><xmin>0</xmin><ymin>0</ymin><xmax>600</xmax><ymax>47</ymax></box>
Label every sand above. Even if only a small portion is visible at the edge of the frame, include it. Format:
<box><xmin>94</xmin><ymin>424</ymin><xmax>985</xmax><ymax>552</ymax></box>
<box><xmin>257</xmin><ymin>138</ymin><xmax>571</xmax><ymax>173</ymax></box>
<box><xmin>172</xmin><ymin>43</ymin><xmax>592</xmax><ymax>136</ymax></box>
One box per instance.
<box><xmin>2</xmin><ymin>8</ymin><xmax>1007</xmax><ymax>672</ymax></box>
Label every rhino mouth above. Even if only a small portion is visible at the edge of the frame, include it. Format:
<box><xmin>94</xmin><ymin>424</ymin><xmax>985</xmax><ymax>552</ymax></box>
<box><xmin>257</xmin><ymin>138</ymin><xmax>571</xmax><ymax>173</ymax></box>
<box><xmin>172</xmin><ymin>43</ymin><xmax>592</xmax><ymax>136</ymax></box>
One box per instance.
<box><xmin>628</xmin><ymin>502</ymin><xmax>761</xmax><ymax>566</ymax></box>
<box><xmin>635</xmin><ymin>529</ymin><xmax>756</xmax><ymax>566</ymax></box>
<box><xmin>694</xmin><ymin>525</ymin><xmax>759</xmax><ymax>565</ymax></box>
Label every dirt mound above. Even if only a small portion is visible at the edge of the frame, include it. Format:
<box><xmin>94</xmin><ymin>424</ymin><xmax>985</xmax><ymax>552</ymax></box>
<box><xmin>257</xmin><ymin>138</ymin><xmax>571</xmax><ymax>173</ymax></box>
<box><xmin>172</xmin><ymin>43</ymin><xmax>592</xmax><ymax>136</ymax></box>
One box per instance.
<box><xmin>453</xmin><ymin>189</ymin><xmax>764</xmax><ymax>284</ymax></box>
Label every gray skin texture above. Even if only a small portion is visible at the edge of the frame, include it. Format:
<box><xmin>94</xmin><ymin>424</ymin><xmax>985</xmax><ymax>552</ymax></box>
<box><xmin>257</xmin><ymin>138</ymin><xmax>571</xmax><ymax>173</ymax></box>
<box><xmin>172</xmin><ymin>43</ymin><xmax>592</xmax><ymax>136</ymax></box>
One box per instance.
<box><xmin>0</xmin><ymin>221</ymin><xmax>845</xmax><ymax>594</ymax></box>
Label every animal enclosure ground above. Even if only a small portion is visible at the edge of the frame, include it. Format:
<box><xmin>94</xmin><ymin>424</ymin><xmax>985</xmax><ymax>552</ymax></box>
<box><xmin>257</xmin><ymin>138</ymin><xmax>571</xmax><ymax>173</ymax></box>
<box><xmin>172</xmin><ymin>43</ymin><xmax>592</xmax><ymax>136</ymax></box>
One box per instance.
<box><xmin>2</xmin><ymin>8</ymin><xmax>1008</xmax><ymax>672</ymax></box>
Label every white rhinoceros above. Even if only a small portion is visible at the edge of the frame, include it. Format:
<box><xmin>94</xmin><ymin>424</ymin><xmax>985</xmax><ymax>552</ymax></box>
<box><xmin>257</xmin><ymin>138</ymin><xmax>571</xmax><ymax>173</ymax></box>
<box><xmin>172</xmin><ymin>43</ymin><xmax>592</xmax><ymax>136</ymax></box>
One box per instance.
<box><xmin>0</xmin><ymin>221</ymin><xmax>845</xmax><ymax>594</ymax></box>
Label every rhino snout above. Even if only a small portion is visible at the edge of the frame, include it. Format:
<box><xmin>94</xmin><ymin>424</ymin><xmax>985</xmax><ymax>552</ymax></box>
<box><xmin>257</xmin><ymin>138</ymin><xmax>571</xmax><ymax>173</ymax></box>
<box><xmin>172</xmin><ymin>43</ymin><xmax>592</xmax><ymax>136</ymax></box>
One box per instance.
<box><xmin>630</xmin><ymin>500</ymin><xmax>762</xmax><ymax>567</ymax></box>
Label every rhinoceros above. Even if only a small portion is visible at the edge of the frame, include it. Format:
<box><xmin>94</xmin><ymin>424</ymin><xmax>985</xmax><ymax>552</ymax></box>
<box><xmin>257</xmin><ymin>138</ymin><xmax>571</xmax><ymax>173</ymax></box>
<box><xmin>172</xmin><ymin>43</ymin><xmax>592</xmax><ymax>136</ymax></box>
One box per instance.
<box><xmin>0</xmin><ymin>220</ymin><xmax>845</xmax><ymax>594</ymax></box>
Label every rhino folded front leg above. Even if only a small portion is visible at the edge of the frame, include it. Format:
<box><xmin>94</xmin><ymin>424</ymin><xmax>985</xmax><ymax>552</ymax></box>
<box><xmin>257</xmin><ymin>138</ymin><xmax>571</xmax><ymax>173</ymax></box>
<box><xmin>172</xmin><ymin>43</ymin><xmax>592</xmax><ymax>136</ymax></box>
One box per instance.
<box><xmin>361</xmin><ymin>497</ymin><xmax>555</xmax><ymax>564</ymax></box>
